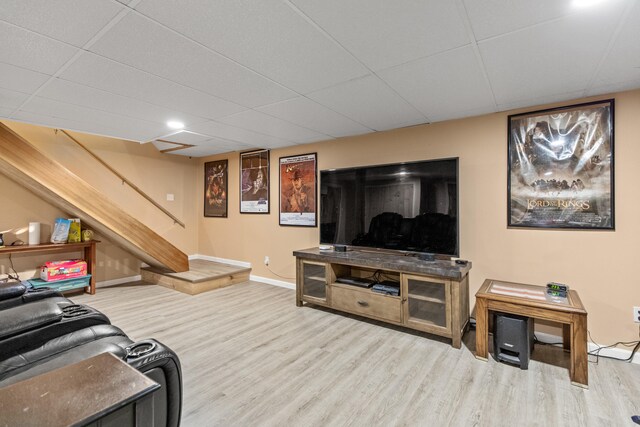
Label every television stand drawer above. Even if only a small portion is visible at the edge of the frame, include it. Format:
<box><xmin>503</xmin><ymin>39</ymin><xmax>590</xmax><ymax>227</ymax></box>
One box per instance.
<box><xmin>331</xmin><ymin>285</ymin><xmax>401</xmax><ymax>323</ymax></box>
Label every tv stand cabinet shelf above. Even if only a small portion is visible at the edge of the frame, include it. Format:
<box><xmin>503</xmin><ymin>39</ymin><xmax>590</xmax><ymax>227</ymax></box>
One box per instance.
<box><xmin>293</xmin><ymin>247</ymin><xmax>471</xmax><ymax>348</ymax></box>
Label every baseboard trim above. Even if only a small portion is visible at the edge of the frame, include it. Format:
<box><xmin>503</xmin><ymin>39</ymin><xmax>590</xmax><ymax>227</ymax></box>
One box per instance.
<box><xmin>190</xmin><ymin>254</ymin><xmax>251</xmax><ymax>269</ymax></box>
<box><xmin>96</xmin><ymin>275</ymin><xmax>142</xmax><ymax>288</ymax></box>
<box><xmin>535</xmin><ymin>331</ymin><xmax>640</xmax><ymax>365</ymax></box>
<box><xmin>249</xmin><ymin>274</ymin><xmax>295</xmax><ymax>290</ymax></box>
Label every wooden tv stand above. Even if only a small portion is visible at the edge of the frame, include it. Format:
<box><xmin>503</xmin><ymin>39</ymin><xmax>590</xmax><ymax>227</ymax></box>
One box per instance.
<box><xmin>293</xmin><ymin>247</ymin><xmax>471</xmax><ymax>348</ymax></box>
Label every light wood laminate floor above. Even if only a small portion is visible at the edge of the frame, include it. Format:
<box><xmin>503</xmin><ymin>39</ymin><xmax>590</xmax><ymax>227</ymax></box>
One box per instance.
<box><xmin>75</xmin><ymin>281</ymin><xmax>640</xmax><ymax>427</ymax></box>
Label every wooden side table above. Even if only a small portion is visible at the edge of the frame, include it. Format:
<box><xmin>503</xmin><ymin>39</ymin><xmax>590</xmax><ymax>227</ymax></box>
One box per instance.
<box><xmin>0</xmin><ymin>240</ymin><xmax>98</xmax><ymax>294</ymax></box>
<box><xmin>0</xmin><ymin>352</ymin><xmax>159</xmax><ymax>426</ymax></box>
<box><xmin>475</xmin><ymin>279</ymin><xmax>588</xmax><ymax>388</ymax></box>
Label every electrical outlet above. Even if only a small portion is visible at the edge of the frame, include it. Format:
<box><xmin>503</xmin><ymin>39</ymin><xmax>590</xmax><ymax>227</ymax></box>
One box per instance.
<box><xmin>634</xmin><ymin>307</ymin><xmax>640</xmax><ymax>323</ymax></box>
<box><xmin>264</xmin><ymin>256</ymin><xmax>270</xmax><ymax>266</ymax></box>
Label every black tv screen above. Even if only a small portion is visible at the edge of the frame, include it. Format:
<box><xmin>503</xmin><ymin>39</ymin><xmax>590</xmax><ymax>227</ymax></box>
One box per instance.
<box><xmin>320</xmin><ymin>158</ymin><xmax>458</xmax><ymax>256</ymax></box>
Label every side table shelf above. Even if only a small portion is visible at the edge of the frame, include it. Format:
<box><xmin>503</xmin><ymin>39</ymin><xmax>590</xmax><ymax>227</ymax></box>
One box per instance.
<box><xmin>0</xmin><ymin>241</ymin><xmax>99</xmax><ymax>295</ymax></box>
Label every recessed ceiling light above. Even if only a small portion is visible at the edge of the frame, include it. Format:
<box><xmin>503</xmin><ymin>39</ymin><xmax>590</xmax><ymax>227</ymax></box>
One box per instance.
<box><xmin>572</xmin><ymin>0</ymin><xmax>605</xmax><ymax>8</ymax></box>
<box><xmin>167</xmin><ymin>120</ymin><xmax>185</xmax><ymax>130</ymax></box>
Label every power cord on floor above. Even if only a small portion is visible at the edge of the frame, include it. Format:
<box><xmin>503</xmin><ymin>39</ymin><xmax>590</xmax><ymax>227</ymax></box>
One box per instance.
<box><xmin>587</xmin><ymin>328</ymin><xmax>640</xmax><ymax>364</ymax></box>
<box><xmin>265</xmin><ymin>264</ymin><xmax>295</xmax><ymax>280</ymax></box>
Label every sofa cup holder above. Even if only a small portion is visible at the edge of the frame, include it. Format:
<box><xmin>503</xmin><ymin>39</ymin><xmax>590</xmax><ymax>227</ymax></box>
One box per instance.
<box><xmin>126</xmin><ymin>341</ymin><xmax>157</xmax><ymax>359</ymax></box>
<box><xmin>61</xmin><ymin>304</ymin><xmax>91</xmax><ymax>318</ymax></box>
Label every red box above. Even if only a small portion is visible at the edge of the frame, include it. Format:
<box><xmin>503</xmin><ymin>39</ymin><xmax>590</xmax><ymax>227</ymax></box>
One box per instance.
<box><xmin>40</xmin><ymin>259</ymin><xmax>87</xmax><ymax>282</ymax></box>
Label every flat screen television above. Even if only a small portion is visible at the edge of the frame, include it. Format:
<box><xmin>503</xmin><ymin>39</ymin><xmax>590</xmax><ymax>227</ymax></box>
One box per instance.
<box><xmin>320</xmin><ymin>158</ymin><xmax>458</xmax><ymax>256</ymax></box>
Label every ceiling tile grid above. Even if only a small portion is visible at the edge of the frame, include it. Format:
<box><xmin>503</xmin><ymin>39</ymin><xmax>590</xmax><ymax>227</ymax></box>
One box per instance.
<box><xmin>289</xmin><ymin>0</ymin><xmax>471</xmax><ymax>71</ymax></box>
<box><xmin>0</xmin><ymin>0</ymin><xmax>124</xmax><ymax>47</ymax></box>
<box><xmin>188</xmin><ymin>120</ymin><xmax>296</xmax><ymax>149</ymax></box>
<box><xmin>0</xmin><ymin>21</ymin><xmax>79</xmax><ymax>75</ymax></box>
<box><xmin>0</xmin><ymin>62</ymin><xmax>50</xmax><ymax>94</ymax></box>
<box><xmin>307</xmin><ymin>75</ymin><xmax>427</xmax><ymax>131</ymax></box>
<box><xmin>377</xmin><ymin>46</ymin><xmax>496</xmax><ymax>121</ymax></box>
<box><xmin>88</xmin><ymin>12</ymin><xmax>297</xmax><ymax>108</ymax></box>
<box><xmin>0</xmin><ymin>0</ymin><xmax>637</xmax><ymax>156</ymax></box>
<box><xmin>134</xmin><ymin>0</ymin><xmax>370</xmax><ymax>93</ymax></box>
<box><xmin>37</xmin><ymin>78</ymin><xmax>206</xmax><ymax>129</ymax></box>
<box><xmin>257</xmin><ymin>96</ymin><xmax>372</xmax><ymax>138</ymax></box>
<box><xmin>477</xmin><ymin>1</ymin><xmax>629</xmax><ymax>106</ymax></box>
<box><xmin>58</xmin><ymin>53</ymin><xmax>248</xmax><ymax>121</ymax></box>
<box><xmin>218</xmin><ymin>109</ymin><xmax>332</xmax><ymax>144</ymax></box>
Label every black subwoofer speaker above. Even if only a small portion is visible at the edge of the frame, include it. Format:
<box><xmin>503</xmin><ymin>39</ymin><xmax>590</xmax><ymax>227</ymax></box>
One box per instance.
<box><xmin>493</xmin><ymin>312</ymin><xmax>534</xmax><ymax>370</ymax></box>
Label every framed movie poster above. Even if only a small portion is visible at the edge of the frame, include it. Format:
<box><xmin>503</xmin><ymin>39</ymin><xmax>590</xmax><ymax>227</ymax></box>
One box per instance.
<box><xmin>240</xmin><ymin>149</ymin><xmax>270</xmax><ymax>214</ymax></box>
<box><xmin>279</xmin><ymin>153</ymin><xmax>317</xmax><ymax>227</ymax></box>
<box><xmin>204</xmin><ymin>159</ymin><xmax>228</xmax><ymax>217</ymax></box>
<box><xmin>508</xmin><ymin>99</ymin><xmax>614</xmax><ymax>229</ymax></box>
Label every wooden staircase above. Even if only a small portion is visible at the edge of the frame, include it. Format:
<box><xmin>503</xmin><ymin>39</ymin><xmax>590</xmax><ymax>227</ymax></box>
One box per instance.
<box><xmin>0</xmin><ymin>123</ymin><xmax>188</xmax><ymax>273</ymax></box>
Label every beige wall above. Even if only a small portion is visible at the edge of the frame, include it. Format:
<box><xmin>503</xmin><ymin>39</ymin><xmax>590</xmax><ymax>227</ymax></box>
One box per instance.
<box><xmin>0</xmin><ymin>121</ymin><xmax>199</xmax><ymax>282</ymax></box>
<box><xmin>198</xmin><ymin>89</ymin><xmax>640</xmax><ymax>344</ymax></box>
<box><xmin>1</xmin><ymin>91</ymin><xmax>638</xmax><ymax>345</ymax></box>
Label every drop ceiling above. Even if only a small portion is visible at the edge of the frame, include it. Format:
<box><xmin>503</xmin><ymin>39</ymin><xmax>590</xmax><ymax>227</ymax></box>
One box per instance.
<box><xmin>1</xmin><ymin>0</ymin><xmax>639</xmax><ymax>157</ymax></box>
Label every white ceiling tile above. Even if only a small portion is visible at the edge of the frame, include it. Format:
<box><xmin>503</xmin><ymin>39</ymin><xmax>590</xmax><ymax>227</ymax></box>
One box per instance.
<box><xmin>1</xmin><ymin>0</ymin><xmax>124</xmax><ymax>46</ymax></box>
<box><xmin>218</xmin><ymin>110</ymin><xmax>331</xmax><ymax>143</ymax></box>
<box><xmin>0</xmin><ymin>107</ymin><xmax>15</xmax><ymax>117</ymax></box>
<box><xmin>19</xmin><ymin>97</ymin><xmax>163</xmax><ymax>141</ymax></box>
<box><xmin>0</xmin><ymin>63</ymin><xmax>50</xmax><ymax>94</ymax></box>
<box><xmin>89</xmin><ymin>13</ymin><xmax>296</xmax><ymax>107</ymax></box>
<box><xmin>38</xmin><ymin>78</ymin><xmax>204</xmax><ymax>127</ymax></box>
<box><xmin>170</xmin><ymin>144</ymin><xmax>238</xmax><ymax>157</ymax></box>
<box><xmin>151</xmin><ymin>140</ymin><xmax>179</xmax><ymax>151</ymax></box>
<box><xmin>479</xmin><ymin>6</ymin><xmax>626</xmax><ymax>106</ymax></box>
<box><xmin>591</xmin><ymin>1</ymin><xmax>640</xmax><ymax>89</ymax></box>
<box><xmin>307</xmin><ymin>75</ymin><xmax>426</xmax><ymax>131</ymax></box>
<box><xmin>257</xmin><ymin>97</ymin><xmax>371</xmax><ymax>138</ymax></box>
<box><xmin>496</xmin><ymin>90</ymin><xmax>586</xmax><ymax>112</ymax></box>
<box><xmin>587</xmin><ymin>80</ymin><xmax>640</xmax><ymax>98</ymax></box>
<box><xmin>0</xmin><ymin>87</ymin><xmax>29</xmax><ymax>109</ymax></box>
<box><xmin>135</xmin><ymin>0</ymin><xmax>369</xmax><ymax>93</ymax></box>
<box><xmin>10</xmin><ymin>110</ymin><xmax>149</xmax><ymax>142</ymax></box>
<box><xmin>379</xmin><ymin>46</ymin><xmax>495</xmax><ymax>121</ymax></box>
<box><xmin>0</xmin><ymin>21</ymin><xmax>78</xmax><ymax>74</ymax></box>
<box><xmin>290</xmin><ymin>0</ymin><xmax>470</xmax><ymax>71</ymax></box>
<box><xmin>157</xmin><ymin>131</ymin><xmax>214</xmax><ymax>144</ymax></box>
<box><xmin>188</xmin><ymin>120</ymin><xmax>294</xmax><ymax>149</ymax></box>
<box><xmin>59</xmin><ymin>53</ymin><xmax>247</xmax><ymax>120</ymax></box>
<box><xmin>463</xmin><ymin>0</ymin><xmax>576</xmax><ymax>41</ymax></box>
<box><xmin>427</xmin><ymin>105</ymin><xmax>497</xmax><ymax>123</ymax></box>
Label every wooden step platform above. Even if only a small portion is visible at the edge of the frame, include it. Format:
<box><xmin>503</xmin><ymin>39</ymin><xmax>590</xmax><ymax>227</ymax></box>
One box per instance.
<box><xmin>141</xmin><ymin>259</ymin><xmax>251</xmax><ymax>295</ymax></box>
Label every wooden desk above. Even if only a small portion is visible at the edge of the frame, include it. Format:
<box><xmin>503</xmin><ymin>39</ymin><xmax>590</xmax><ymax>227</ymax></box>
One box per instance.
<box><xmin>475</xmin><ymin>279</ymin><xmax>588</xmax><ymax>388</ymax></box>
<box><xmin>0</xmin><ymin>241</ymin><xmax>98</xmax><ymax>294</ymax></box>
<box><xmin>0</xmin><ymin>352</ymin><xmax>159</xmax><ymax>426</ymax></box>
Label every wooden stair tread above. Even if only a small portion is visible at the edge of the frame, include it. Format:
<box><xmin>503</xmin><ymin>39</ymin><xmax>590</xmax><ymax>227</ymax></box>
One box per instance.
<box><xmin>141</xmin><ymin>260</ymin><xmax>252</xmax><ymax>295</ymax></box>
<box><xmin>141</xmin><ymin>259</ymin><xmax>251</xmax><ymax>284</ymax></box>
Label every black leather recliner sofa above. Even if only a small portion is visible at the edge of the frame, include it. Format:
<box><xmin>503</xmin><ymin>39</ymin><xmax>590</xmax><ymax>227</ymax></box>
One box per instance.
<box><xmin>0</xmin><ymin>281</ymin><xmax>182</xmax><ymax>426</ymax></box>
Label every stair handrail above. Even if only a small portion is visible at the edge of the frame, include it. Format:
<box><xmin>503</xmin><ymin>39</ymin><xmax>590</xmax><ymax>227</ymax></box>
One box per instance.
<box><xmin>57</xmin><ymin>129</ymin><xmax>186</xmax><ymax>228</ymax></box>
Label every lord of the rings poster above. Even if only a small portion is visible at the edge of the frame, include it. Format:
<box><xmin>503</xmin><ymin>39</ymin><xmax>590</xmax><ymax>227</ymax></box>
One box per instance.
<box><xmin>507</xmin><ymin>99</ymin><xmax>614</xmax><ymax>229</ymax></box>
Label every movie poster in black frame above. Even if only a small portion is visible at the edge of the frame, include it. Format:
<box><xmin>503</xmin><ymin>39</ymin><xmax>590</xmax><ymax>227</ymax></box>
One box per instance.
<box><xmin>204</xmin><ymin>159</ymin><xmax>228</xmax><ymax>218</ymax></box>
<box><xmin>279</xmin><ymin>153</ymin><xmax>317</xmax><ymax>227</ymax></box>
<box><xmin>507</xmin><ymin>99</ymin><xmax>614</xmax><ymax>229</ymax></box>
<box><xmin>240</xmin><ymin>149</ymin><xmax>270</xmax><ymax>214</ymax></box>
